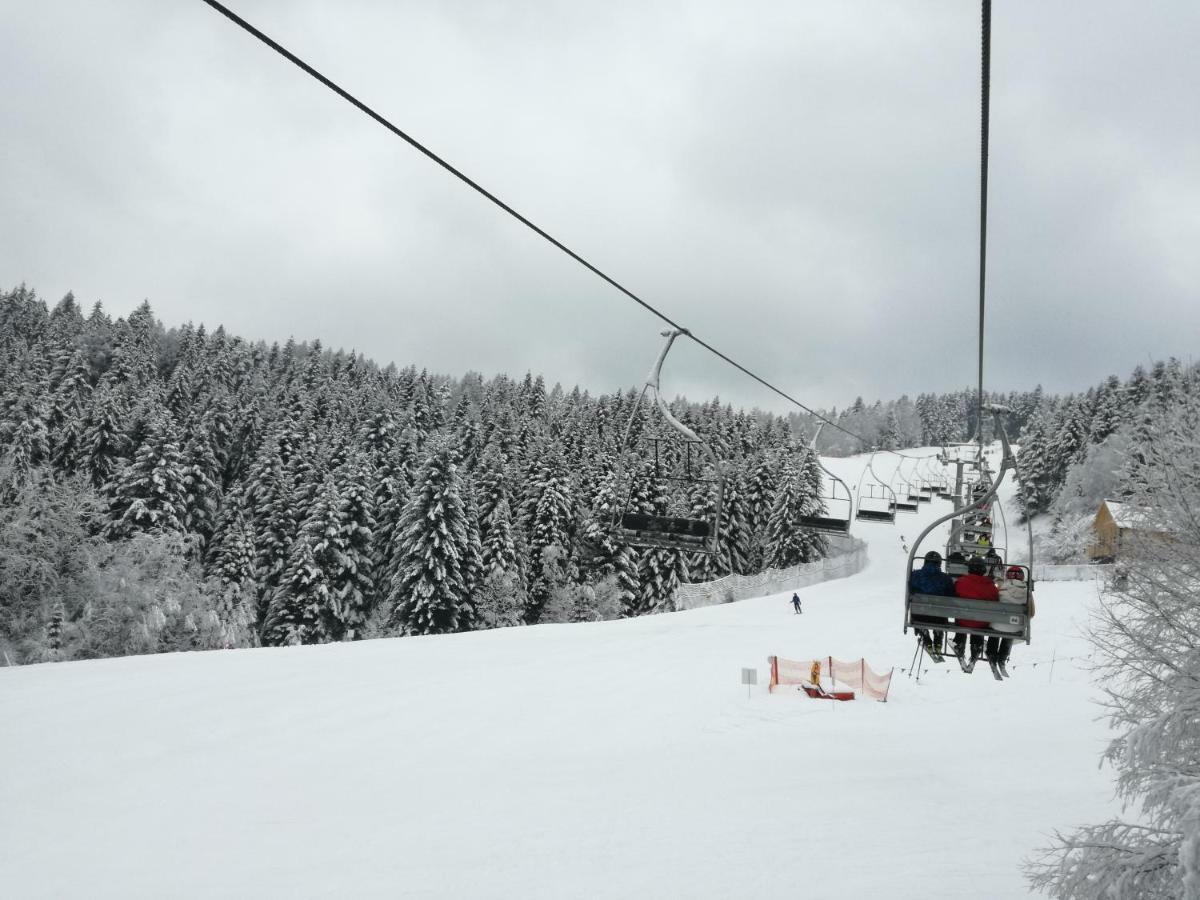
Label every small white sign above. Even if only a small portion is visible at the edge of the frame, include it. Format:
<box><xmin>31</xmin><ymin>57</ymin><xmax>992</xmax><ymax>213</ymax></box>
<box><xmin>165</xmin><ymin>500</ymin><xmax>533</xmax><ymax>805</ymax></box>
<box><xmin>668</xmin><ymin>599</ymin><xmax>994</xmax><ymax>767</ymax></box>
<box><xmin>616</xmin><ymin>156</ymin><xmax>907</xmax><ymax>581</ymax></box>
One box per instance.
<box><xmin>741</xmin><ymin>667</ymin><xmax>758</xmax><ymax>686</ymax></box>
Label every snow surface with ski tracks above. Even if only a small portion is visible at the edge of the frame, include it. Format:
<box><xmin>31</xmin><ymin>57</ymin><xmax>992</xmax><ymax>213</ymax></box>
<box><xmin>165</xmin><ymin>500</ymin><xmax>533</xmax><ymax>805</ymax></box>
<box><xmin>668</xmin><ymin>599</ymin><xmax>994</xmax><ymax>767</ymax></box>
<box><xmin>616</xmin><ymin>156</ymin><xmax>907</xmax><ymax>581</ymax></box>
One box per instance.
<box><xmin>1</xmin><ymin>448</ymin><xmax>1117</xmax><ymax>898</ymax></box>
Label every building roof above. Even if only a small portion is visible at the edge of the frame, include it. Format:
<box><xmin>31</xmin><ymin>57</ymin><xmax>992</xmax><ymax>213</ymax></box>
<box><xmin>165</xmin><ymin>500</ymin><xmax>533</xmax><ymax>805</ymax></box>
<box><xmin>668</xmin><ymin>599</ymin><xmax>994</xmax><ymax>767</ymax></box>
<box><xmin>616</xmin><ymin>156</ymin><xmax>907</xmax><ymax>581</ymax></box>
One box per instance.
<box><xmin>1100</xmin><ymin>499</ymin><xmax>1156</xmax><ymax>530</ymax></box>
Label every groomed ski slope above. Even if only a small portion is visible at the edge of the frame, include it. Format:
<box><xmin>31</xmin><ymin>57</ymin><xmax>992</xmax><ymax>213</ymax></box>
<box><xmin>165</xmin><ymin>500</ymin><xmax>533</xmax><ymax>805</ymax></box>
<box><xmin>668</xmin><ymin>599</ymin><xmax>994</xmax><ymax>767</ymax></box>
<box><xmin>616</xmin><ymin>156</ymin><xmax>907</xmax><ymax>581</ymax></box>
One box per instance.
<box><xmin>0</xmin><ymin>448</ymin><xmax>1117</xmax><ymax>899</ymax></box>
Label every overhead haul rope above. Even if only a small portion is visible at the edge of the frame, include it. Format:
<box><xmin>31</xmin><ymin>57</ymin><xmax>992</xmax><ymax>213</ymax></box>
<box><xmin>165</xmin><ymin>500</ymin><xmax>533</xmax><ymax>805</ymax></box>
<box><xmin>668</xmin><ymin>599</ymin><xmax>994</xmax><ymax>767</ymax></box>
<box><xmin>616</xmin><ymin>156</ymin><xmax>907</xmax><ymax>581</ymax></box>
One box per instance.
<box><xmin>200</xmin><ymin>0</ymin><xmax>934</xmax><ymax>460</ymax></box>
<box><xmin>976</xmin><ymin>1</ymin><xmax>991</xmax><ymax>443</ymax></box>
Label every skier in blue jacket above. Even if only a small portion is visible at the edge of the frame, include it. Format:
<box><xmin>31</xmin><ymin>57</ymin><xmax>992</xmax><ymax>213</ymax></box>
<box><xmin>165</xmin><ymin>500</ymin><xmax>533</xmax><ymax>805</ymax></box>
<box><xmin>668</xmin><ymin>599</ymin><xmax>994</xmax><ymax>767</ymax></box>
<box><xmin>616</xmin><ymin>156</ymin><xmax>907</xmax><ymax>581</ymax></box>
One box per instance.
<box><xmin>909</xmin><ymin>550</ymin><xmax>956</xmax><ymax>655</ymax></box>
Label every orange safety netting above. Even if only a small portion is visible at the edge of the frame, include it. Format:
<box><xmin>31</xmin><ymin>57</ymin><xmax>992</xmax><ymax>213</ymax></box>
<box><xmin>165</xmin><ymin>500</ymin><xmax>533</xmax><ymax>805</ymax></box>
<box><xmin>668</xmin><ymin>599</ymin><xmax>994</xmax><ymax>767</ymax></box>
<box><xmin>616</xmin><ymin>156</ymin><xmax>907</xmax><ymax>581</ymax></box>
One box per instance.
<box><xmin>767</xmin><ymin>655</ymin><xmax>894</xmax><ymax>702</ymax></box>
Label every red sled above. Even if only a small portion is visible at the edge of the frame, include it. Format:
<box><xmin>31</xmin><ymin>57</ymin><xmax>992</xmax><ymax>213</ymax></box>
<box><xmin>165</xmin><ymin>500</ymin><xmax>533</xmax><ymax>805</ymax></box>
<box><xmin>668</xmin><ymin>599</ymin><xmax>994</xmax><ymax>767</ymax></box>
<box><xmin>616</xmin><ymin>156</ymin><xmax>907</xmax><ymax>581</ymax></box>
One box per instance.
<box><xmin>802</xmin><ymin>684</ymin><xmax>856</xmax><ymax>701</ymax></box>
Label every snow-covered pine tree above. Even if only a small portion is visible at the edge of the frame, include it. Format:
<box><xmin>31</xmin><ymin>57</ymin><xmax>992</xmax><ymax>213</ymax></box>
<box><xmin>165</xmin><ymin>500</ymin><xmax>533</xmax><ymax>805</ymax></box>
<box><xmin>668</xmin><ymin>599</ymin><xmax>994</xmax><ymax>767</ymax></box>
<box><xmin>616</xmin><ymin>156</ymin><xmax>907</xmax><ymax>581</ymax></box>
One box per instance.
<box><xmin>577</xmin><ymin>472</ymin><xmax>640</xmax><ymax>614</ymax></box>
<box><xmin>684</xmin><ymin>469</ymin><xmax>727</xmax><ymax>582</ymax></box>
<box><xmin>331</xmin><ymin>453</ymin><xmax>378</xmax><ymax>639</ymax></box>
<box><xmin>717</xmin><ymin>469</ymin><xmax>753</xmax><ymax>576</ymax></box>
<box><xmin>47</xmin><ymin>349</ymin><xmax>92</xmax><ymax>471</ymax></box>
<box><xmin>878</xmin><ymin>411</ymin><xmax>901</xmax><ymax>451</ymax></box>
<box><xmin>108</xmin><ymin>301</ymin><xmax>159</xmax><ymax>388</ymax></box>
<box><xmin>245</xmin><ymin>440</ymin><xmax>299</xmax><ymax>624</ymax></box>
<box><xmin>459</xmin><ymin>472</ymin><xmax>483</xmax><ymax>612</ymax></box>
<box><xmin>636</xmin><ymin>545</ymin><xmax>684</xmax><ymax>615</ymax></box>
<box><xmin>206</xmin><ymin>503</ymin><xmax>258</xmax><ymax>642</ymax></box>
<box><xmin>479</xmin><ymin>496</ymin><xmax>524</xmax><ymax>582</ymax></box>
<box><xmin>742</xmin><ymin>452</ymin><xmax>780</xmax><ymax>571</ymax></box>
<box><xmin>1016</xmin><ymin>410</ymin><xmax>1055</xmax><ymax>516</ymax></box>
<box><xmin>386</xmin><ymin>442</ymin><xmax>474</xmax><ymax>635</ymax></box>
<box><xmin>765</xmin><ymin>457</ymin><xmax>819</xmax><ymax>568</ymax></box>
<box><xmin>261</xmin><ymin>489</ymin><xmax>336</xmax><ymax>645</ymax></box>
<box><xmin>180</xmin><ymin>422</ymin><xmax>222</xmax><ymax>549</ymax></box>
<box><xmin>523</xmin><ymin>452</ymin><xmax>574</xmax><ymax>622</ymax></box>
<box><xmin>796</xmin><ymin>449</ymin><xmax>830</xmax><ymax>559</ymax></box>
<box><xmin>1088</xmin><ymin>374</ymin><xmax>1123</xmax><ymax>444</ymax></box>
<box><xmin>105</xmin><ymin>408</ymin><xmax>187</xmax><ymax>539</ymax></box>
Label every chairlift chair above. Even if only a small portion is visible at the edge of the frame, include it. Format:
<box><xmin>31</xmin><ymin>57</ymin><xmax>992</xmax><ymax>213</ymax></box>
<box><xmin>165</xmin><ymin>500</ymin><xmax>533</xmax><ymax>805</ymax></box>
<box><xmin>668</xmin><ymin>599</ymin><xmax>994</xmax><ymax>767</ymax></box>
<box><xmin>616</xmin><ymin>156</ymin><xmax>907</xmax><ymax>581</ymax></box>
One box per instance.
<box><xmin>906</xmin><ymin>565</ymin><xmax>1032</xmax><ymax>645</ymax></box>
<box><xmin>855</xmin><ymin>453</ymin><xmax>897</xmax><ymax>523</ymax></box>
<box><xmin>610</xmin><ymin>329</ymin><xmax>726</xmax><ymax>554</ymax></box>
<box><xmin>893</xmin><ymin>482</ymin><xmax>920</xmax><ymax>514</ymax></box>
<box><xmin>904</xmin><ymin>408</ymin><xmax>1034</xmax><ymax>647</ymax></box>
<box><xmin>797</xmin><ymin>424</ymin><xmax>854</xmax><ymax>535</ymax></box>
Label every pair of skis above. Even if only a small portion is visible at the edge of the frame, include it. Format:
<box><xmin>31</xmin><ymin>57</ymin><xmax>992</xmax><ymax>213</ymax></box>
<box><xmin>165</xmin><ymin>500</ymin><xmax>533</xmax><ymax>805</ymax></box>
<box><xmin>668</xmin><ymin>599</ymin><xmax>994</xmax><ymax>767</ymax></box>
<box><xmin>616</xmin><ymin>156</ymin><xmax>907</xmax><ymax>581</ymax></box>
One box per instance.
<box><xmin>953</xmin><ymin>646</ymin><xmax>1009</xmax><ymax>680</ymax></box>
<box><xmin>920</xmin><ymin>636</ymin><xmax>1009</xmax><ymax>680</ymax></box>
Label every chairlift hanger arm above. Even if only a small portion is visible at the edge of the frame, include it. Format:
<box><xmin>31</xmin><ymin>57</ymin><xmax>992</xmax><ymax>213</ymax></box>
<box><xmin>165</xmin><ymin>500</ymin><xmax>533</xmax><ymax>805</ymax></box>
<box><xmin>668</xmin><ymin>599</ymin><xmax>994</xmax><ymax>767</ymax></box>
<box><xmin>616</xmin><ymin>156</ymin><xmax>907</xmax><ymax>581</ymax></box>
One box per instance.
<box><xmin>644</xmin><ymin>329</ymin><xmax>705</xmax><ymax>446</ymax></box>
<box><xmin>808</xmin><ymin>422</ymin><xmax>846</xmax><ymax>484</ymax></box>
<box><xmin>867</xmin><ymin>451</ymin><xmax>892</xmax><ymax>491</ymax></box>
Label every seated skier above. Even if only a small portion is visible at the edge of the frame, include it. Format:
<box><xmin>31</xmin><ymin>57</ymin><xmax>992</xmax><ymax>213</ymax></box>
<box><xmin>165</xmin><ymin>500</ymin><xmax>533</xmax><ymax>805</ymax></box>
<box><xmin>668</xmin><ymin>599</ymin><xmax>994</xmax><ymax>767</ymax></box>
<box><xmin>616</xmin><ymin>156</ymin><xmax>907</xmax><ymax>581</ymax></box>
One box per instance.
<box><xmin>952</xmin><ymin>558</ymin><xmax>1000</xmax><ymax>671</ymax></box>
<box><xmin>987</xmin><ymin>566</ymin><xmax>1029</xmax><ymax>670</ymax></box>
<box><xmin>909</xmin><ymin>550</ymin><xmax>955</xmax><ymax>656</ymax></box>
<box><xmin>984</xmin><ymin>548</ymin><xmax>1004</xmax><ymax>579</ymax></box>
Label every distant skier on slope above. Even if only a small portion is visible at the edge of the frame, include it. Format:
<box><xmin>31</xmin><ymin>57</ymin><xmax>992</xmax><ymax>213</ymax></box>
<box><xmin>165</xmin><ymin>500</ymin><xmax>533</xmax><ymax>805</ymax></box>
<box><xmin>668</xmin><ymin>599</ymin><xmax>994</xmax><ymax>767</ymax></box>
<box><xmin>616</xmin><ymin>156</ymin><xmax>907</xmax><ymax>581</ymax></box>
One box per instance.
<box><xmin>909</xmin><ymin>551</ymin><xmax>954</xmax><ymax>656</ymax></box>
<box><xmin>791</xmin><ymin>593</ymin><xmax>802</xmax><ymax>614</ymax></box>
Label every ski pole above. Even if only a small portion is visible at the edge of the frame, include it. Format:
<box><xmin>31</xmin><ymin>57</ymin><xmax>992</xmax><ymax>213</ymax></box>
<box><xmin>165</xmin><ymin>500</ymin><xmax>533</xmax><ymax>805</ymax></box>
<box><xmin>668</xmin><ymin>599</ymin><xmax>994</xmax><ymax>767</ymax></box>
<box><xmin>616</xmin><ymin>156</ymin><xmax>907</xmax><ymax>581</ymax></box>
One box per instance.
<box><xmin>907</xmin><ymin>638</ymin><xmax>922</xmax><ymax>679</ymax></box>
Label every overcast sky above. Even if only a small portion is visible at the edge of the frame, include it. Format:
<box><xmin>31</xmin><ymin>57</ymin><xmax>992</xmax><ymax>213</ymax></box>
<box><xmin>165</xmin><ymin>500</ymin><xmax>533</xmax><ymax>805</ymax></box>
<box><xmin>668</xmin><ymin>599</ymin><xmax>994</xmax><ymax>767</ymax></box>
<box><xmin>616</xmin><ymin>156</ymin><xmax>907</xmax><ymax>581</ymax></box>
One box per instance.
<box><xmin>2</xmin><ymin>1</ymin><xmax>1197</xmax><ymax>412</ymax></box>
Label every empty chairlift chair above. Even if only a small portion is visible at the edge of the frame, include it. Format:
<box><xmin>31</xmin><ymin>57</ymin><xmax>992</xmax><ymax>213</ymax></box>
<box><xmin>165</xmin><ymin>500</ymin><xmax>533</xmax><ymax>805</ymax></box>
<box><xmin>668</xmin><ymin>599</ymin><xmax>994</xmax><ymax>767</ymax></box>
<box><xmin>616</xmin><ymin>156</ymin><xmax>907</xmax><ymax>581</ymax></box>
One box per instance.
<box><xmin>894</xmin><ymin>480</ymin><xmax>920</xmax><ymax>513</ymax></box>
<box><xmin>610</xmin><ymin>329</ymin><xmax>727</xmax><ymax>554</ymax></box>
<box><xmin>797</xmin><ymin>424</ymin><xmax>854</xmax><ymax>535</ymax></box>
<box><xmin>855</xmin><ymin>454</ymin><xmax>897</xmax><ymax>524</ymax></box>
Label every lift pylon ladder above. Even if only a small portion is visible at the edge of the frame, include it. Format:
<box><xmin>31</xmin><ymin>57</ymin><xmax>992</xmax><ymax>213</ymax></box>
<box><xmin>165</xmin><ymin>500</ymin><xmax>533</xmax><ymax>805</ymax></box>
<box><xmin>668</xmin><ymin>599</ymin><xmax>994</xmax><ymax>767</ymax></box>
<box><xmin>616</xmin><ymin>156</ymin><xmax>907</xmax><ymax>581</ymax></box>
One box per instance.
<box><xmin>855</xmin><ymin>452</ymin><xmax>897</xmax><ymax>524</ymax></box>
<box><xmin>797</xmin><ymin>423</ymin><xmax>853</xmax><ymax>535</ymax></box>
<box><xmin>610</xmin><ymin>329</ymin><xmax>727</xmax><ymax>553</ymax></box>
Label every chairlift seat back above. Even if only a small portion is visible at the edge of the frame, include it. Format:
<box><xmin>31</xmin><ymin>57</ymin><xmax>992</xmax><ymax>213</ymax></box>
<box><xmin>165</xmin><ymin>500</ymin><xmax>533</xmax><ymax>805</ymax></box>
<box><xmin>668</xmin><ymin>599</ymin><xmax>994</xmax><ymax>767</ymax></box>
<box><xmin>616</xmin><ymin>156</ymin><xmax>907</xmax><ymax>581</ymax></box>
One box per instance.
<box><xmin>906</xmin><ymin>591</ymin><xmax>1030</xmax><ymax>643</ymax></box>
<box><xmin>798</xmin><ymin>514</ymin><xmax>852</xmax><ymax>535</ymax></box>
<box><xmin>617</xmin><ymin>512</ymin><xmax>716</xmax><ymax>552</ymax></box>
<box><xmin>856</xmin><ymin>507</ymin><xmax>896</xmax><ymax>523</ymax></box>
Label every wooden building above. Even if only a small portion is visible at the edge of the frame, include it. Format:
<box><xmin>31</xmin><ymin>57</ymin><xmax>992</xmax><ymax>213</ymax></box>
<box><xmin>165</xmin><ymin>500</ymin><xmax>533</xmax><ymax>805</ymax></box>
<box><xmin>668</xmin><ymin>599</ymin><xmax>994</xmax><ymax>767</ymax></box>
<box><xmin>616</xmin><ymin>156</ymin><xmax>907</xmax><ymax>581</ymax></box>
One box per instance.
<box><xmin>1089</xmin><ymin>499</ymin><xmax>1159</xmax><ymax>562</ymax></box>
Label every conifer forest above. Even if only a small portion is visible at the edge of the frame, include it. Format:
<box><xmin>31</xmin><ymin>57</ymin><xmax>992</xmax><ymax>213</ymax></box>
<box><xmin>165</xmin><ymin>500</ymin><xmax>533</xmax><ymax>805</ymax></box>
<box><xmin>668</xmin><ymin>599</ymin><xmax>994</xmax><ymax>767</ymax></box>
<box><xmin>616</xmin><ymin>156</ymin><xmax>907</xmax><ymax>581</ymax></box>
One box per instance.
<box><xmin>0</xmin><ymin>284</ymin><xmax>1194</xmax><ymax>665</ymax></box>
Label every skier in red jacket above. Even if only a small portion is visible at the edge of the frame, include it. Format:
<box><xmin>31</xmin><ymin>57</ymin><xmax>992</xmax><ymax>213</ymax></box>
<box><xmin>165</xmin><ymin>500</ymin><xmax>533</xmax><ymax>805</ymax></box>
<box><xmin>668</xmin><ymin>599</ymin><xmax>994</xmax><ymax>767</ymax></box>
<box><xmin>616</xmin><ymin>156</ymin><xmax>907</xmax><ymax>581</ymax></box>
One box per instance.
<box><xmin>952</xmin><ymin>559</ymin><xmax>999</xmax><ymax>670</ymax></box>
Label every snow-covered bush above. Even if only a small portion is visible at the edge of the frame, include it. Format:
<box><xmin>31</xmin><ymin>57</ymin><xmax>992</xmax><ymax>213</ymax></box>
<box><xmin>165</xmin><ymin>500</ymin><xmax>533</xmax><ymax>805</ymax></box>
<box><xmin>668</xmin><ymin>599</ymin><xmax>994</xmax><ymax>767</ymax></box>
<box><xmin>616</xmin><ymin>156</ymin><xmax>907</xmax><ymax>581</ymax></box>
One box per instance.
<box><xmin>69</xmin><ymin>532</ymin><xmax>239</xmax><ymax>659</ymax></box>
<box><xmin>0</xmin><ymin>465</ymin><xmax>102</xmax><ymax>662</ymax></box>
<box><xmin>540</xmin><ymin>575</ymin><xmax>624</xmax><ymax>624</ymax></box>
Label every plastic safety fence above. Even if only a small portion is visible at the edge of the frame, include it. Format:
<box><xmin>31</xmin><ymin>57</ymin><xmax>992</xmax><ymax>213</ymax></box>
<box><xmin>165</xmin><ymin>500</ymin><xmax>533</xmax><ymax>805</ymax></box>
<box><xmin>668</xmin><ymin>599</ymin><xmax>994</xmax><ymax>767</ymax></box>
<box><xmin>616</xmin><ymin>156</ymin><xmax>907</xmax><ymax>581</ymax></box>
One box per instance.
<box><xmin>767</xmin><ymin>655</ymin><xmax>894</xmax><ymax>702</ymax></box>
<box><xmin>674</xmin><ymin>536</ymin><xmax>868</xmax><ymax>611</ymax></box>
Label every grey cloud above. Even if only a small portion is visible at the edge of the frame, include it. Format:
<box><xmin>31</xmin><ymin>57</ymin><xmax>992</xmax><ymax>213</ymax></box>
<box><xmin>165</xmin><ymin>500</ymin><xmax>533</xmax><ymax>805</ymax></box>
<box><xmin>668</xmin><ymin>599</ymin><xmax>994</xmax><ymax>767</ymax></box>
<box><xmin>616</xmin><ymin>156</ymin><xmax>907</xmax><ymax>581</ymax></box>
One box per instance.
<box><xmin>1</xmin><ymin>0</ymin><xmax>1196</xmax><ymax>414</ymax></box>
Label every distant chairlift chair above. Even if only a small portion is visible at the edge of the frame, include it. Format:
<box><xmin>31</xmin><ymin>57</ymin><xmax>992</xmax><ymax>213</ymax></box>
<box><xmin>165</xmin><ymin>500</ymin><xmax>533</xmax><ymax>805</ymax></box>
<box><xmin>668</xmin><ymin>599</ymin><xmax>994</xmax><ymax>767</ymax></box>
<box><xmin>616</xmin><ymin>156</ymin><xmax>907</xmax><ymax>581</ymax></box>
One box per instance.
<box><xmin>894</xmin><ymin>481</ymin><xmax>920</xmax><ymax>513</ymax></box>
<box><xmin>855</xmin><ymin>453</ymin><xmax>897</xmax><ymax>524</ymax></box>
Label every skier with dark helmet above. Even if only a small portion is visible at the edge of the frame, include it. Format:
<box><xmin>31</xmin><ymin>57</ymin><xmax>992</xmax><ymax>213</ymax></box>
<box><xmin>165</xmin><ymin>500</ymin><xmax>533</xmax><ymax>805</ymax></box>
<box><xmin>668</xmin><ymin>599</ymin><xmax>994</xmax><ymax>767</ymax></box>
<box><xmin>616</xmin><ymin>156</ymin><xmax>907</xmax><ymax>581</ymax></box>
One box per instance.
<box><xmin>909</xmin><ymin>550</ymin><xmax>955</xmax><ymax>655</ymax></box>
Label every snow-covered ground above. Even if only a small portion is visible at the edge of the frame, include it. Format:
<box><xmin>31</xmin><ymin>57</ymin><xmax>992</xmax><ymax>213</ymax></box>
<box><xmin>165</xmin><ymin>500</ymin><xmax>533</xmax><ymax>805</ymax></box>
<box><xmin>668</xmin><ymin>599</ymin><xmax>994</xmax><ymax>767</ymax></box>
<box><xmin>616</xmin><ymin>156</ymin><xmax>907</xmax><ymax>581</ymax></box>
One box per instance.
<box><xmin>0</xmin><ymin>448</ymin><xmax>1117</xmax><ymax>899</ymax></box>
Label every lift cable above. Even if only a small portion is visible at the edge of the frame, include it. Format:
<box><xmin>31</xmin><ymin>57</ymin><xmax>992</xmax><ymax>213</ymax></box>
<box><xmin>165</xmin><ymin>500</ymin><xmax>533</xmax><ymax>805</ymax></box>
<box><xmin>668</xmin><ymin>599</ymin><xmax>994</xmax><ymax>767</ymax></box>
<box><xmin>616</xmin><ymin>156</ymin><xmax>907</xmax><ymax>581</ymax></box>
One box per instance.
<box><xmin>976</xmin><ymin>0</ymin><xmax>991</xmax><ymax>440</ymax></box>
<box><xmin>200</xmin><ymin>0</ymin><xmax>931</xmax><ymax>459</ymax></box>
